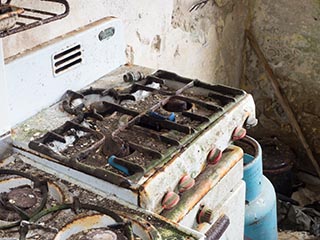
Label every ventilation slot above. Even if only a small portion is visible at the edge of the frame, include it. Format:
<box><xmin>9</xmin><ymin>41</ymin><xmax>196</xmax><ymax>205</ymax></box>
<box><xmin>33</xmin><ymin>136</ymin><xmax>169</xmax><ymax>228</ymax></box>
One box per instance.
<box><xmin>53</xmin><ymin>44</ymin><xmax>82</xmax><ymax>76</ymax></box>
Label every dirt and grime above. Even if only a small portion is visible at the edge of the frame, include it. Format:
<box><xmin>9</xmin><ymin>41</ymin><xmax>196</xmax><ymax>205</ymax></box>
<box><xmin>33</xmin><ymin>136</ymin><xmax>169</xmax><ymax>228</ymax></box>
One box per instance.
<box><xmin>0</xmin><ymin>156</ymin><xmax>197</xmax><ymax>240</ymax></box>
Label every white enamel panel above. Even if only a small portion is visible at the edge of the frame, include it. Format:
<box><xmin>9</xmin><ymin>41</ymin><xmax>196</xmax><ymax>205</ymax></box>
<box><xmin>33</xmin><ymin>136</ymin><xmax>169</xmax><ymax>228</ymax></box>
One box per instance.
<box><xmin>0</xmin><ymin>40</ymin><xmax>10</xmax><ymax>135</ymax></box>
<box><xmin>5</xmin><ymin>17</ymin><xmax>126</xmax><ymax>127</ymax></box>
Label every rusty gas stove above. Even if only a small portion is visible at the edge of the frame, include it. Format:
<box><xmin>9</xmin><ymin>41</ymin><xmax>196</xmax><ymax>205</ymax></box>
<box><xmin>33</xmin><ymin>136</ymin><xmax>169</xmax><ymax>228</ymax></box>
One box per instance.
<box><xmin>25</xmin><ymin>70</ymin><xmax>256</xmax><ymax>210</ymax></box>
<box><xmin>5</xmin><ymin>67</ymin><xmax>256</xmax><ymax>239</ymax></box>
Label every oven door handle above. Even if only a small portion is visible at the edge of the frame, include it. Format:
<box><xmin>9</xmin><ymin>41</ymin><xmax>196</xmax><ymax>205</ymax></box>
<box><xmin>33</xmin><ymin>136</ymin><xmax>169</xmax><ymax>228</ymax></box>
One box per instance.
<box><xmin>205</xmin><ymin>214</ymin><xmax>230</xmax><ymax>240</ymax></box>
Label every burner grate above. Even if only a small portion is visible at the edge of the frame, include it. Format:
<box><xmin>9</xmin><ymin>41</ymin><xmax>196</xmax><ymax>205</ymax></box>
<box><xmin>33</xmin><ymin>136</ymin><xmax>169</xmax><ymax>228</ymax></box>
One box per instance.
<box><xmin>29</xmin><ymin>70</ymin><xmax>246</xmax><ymax>187</ymax></box>
<box><xmin>0</xmin><ymin>169</ymin><xmax>49</xmax><ymax>230</ymax></box>
<box><xmin>0</xmin><ymin>0</ymin><xmax>69</xmax><ymax>38</ymax></box>
<box><xmin>0</xmin><ymin>157</ymin><xmax>202</xmax><ymax>240</ymax></box>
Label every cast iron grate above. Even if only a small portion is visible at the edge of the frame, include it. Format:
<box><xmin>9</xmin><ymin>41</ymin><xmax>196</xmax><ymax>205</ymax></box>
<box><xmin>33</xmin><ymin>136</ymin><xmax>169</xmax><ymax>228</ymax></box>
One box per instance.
<box><xmin>0</xmin><ymin>0</ymin><xmax>69</xmax><ymax>38</ymax></box>
<box><xmin>29</xmin><ymin>70</ymin><xmax>246</xmax><ymax>188</ymax></box>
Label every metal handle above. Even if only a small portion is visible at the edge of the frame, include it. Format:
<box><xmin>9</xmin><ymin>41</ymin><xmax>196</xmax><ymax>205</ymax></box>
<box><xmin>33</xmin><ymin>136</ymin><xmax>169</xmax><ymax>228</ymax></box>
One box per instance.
<box><xmin>205</xmin><ymin>214</ymin><xmax>230</xmax><ymax>240</ymax></box>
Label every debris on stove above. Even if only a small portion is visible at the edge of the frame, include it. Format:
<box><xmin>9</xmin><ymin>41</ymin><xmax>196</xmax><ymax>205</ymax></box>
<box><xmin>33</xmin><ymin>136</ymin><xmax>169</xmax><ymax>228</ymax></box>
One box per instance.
<box><xmin>69</xmin><ymin>227</ymin><xmax>124</xmax><ymax>240</ymax></box>
<box><xmin>130</xmin><ymin>82</ymin><xmax>160</xmax><ymax>102</ymax></box>
<box><xmin>0</xmin><ymin>168</ymin><xmax>66</xmax><ymax>238</ymax></box>
<box><xmin>29</xmin><ymin>70</ymin><xmax>247</xmax><ymax>186</ymax></box>
<box><xmin>0</xmin><ymin>157</ymin><xmax>199</xmax><ymax>240</ymax></box>
<box><xmin>163</xmin><ymin>98</ymin><xmax>191</xmax><ymax>112</ymax></box>
<box><xmin>0</xmin><ymin>0</ymin><xmax>70</xmax><ymax>38</ymax></box>
<box><xmin>0</xmin><ymin>3</ymin><xmax>24</xmax><ymax>32</ymax></box>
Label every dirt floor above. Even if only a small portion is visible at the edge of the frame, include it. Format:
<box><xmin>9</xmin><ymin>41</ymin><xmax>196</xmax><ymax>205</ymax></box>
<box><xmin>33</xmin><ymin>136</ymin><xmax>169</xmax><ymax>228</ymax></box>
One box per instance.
<box><xmin>278</xmin><ymin>171</ymin><xmax>320</xmax><ymax>240</ymax></box>
<box><xmin>278</xmin><ymin>231</ymin><xmax>319</xmax><ymax>240</ymax></box>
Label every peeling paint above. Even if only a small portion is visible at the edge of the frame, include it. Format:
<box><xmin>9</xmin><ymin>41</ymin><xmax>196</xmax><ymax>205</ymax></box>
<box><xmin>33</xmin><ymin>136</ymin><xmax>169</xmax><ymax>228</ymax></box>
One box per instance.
<box><xmin>125</xmin><ymin>45</ymin><xmax>135</xmax><ymax>65</ymax></box>
<box><xmin>151</xmin><ymin>35</ymin><xmax>161</xmax><ymax>52</ymax></box>
<box><xmin>136</xmin><ymin>31</ymin><xmax>150</xmax><ymax>45</ymax></box>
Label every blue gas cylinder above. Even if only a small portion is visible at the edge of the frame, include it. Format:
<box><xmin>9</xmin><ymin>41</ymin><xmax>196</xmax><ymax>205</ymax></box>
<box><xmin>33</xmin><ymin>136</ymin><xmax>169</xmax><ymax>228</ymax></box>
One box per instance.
<box><xmin>239</xmin><ymin>136</ymin><xmax>278</xmax><ymax>240</ymax></box>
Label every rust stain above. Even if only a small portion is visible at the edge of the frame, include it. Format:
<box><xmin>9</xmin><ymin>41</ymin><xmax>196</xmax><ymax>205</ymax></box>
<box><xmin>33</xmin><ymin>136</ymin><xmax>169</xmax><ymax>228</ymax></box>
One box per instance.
<box><xmin>162</xmin><ymin>145</ymin><xmax>243</xmax><ymax>222</ymax></box>
<box><xmin>58</xmin><ymin>214</ymin><xmax>104</xmax><ymax>232</ymax></box>
<box><xmin>219</xmin><ymin>147</ymin><xmax>243</xmax><ymax>179</ymax></box>
<box><xmin>48</xmin><ymin>181</ymin><xmax>67</xmax><ymax>203</ymax></box>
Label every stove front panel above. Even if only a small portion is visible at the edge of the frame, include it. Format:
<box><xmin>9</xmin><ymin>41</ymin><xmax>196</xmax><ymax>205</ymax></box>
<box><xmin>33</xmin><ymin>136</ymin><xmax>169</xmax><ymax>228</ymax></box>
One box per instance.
<box><xmin>140</xmin><ymin>95</ymin><xmax>254</xmax><ymax>212</ymax></box>
<box><xmin>159</xmin><ymin>146</ymin><xmax>245</xmax><ymax>239</ymax></box>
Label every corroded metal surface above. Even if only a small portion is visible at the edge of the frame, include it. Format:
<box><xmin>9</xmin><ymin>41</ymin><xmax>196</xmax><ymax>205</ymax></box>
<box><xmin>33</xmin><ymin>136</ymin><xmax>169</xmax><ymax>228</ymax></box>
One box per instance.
<box><xmin>161</xmin><ymin>145</ymin><xmax>243</xmax><ymax>221</ymax></box>
<box><xmin>0</xmin><ymin>155</ymin><xmax>203</xmax><ymax>240</ymax></box>
<box><xmin>140</xmin><ymin>94</ymin><xmax>254</xmax><ymax>212</ymax></box>
<box><xmin>205</xmin><ymin>214</ymin><xmax>230</xmax><ymax>240</ymax></box>
<box><xmin>0</xmin><ymin>0</ymin><xmax>69</xmax><ymax>38</ymax></box>
<box><xmin>18</xmin><ymin>69</ymin><xmax>254</xmax><ymax>201</ymax></box>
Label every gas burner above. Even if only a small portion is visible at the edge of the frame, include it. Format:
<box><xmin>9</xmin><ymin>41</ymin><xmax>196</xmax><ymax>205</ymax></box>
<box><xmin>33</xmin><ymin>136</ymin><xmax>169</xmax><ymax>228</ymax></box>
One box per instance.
<box><xmin>68</xmin><ymin>227</ymin><xmax>121</xmax><ymax>240</ymax></box>
<box><xmin>0</xmin><ymin>157</ymin><xmax>201</xmax><ymax>239</ymax></box>
<box><xmin>27</xmin><ymin>70</ymin><xmax>253</xmax><ymax>193</ymax></box>
<box><xmin>14</xmin><ymin>195</ymin><xmax>177</xmax><ymax>240</ymax></box>
<box><xmin>162</xmin><ymin>98</ymin><xmax>192</xmax><ymax>112</ymax></box>
<box><xmin>52</xmin><ymin>200</ymin><xmax>163</xmax><ymax>240</ymax></box>
<box><xmin>0</xmin><ymin>169</ymin><xmax>66</xmax><ymax>232</ymax></box>
<box><xmin>15</xmin><ymin>198</ymin><xmax>133</xmax><ymax>240</ymax></box>
<box><xmin>62</xmin><ymin>87</ymin><xmax>135</xmax><ymax>120</ymax></box>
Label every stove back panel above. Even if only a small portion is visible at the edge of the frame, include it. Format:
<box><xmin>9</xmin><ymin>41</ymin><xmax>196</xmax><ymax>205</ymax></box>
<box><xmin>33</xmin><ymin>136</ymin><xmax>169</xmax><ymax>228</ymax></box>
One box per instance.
<box><xmin>4</xmin><ymin>17</ymin><xmax>125</xmax><ymax>127</ymax></box>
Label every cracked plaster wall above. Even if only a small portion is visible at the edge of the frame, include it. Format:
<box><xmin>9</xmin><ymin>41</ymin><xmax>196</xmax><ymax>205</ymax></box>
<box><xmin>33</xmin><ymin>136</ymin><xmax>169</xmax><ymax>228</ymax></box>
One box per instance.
<box><xmin>3</xmin><ymin>0</ymin><xmax>248</xmax><ymax>85</ymax></box>
<box><xmin>244</xmin><ymin>0</ymin><xmax>320</xmax><ymax>171</ymax></box>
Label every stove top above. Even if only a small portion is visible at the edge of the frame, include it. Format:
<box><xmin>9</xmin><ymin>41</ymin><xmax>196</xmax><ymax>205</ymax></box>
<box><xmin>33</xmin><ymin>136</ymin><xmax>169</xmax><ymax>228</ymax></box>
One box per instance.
<box><xmin>0</xmin><ymin>155</ymin><xmax>202</xmax><ymax>240</ymax></box>
<box><xmin>2</xmin><ymin>16</ymin><xmax>254</xmax><ymax>239</ymax></box>
<box><xmin>11</xmin><ymin>65</ymin><xmax>256</xmax><ymax>212</ymax></box>
<box><xmin>27</xmin><ymin>69</ymin><xmax>247</xmax><ymax>187</ymax></box>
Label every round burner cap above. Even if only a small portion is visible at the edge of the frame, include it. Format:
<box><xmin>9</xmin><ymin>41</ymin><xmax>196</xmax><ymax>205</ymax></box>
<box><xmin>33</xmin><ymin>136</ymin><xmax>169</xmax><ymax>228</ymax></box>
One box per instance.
<box><xmin>80</xmin><ymin>229</ymin><xmax>117</xmax><ymax>240</ymax></box>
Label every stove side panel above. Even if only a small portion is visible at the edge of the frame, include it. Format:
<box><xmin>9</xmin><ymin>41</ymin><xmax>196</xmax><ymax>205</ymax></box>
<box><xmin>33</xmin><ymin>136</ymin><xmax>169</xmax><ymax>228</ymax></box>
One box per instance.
<box><xmin>5</xmin><ymin>17</ymin><xmax>126</xmax><ymax>127</ymax></box>
<box><xmin>0</xmin><ymin>40</ymin><xmax>10</xmax><ymax>136</ymax></box>
<box><xmin>140</xmin><ymin>95</ymin><xmax>255</xmax><ymax>212</ymax></box>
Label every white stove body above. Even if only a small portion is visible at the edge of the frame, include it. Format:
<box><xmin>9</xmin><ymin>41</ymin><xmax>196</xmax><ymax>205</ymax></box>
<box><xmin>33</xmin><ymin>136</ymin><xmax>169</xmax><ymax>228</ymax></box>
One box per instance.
<box><xmin>1</xmin><ymin>17</ymin><xmax>252</xmax><ymax>240</ymax></box>
<box><xmin>0</xmin><ymin>40</ymin><xmax>10</xmax><ymax>137</ymax></box>
<box><xmin>5</xmin><ymin>17</ymin><xmax>126</xmax><ymax>127</ymax></box>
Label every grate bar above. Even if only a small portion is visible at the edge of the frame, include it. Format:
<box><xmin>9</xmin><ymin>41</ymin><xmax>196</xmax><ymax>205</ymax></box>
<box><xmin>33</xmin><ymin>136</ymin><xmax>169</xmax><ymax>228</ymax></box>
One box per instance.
<box><xmin>18</xmin><ymin>14</ymin><xmax>43</xmax><ymax>21</ymax></box>
<box><xmin>131</xmin><ymin>125</ymin><xmax>180</xmax><ymax>146</ymax></box>
<box><xmin>181</xmin><ymin>111</ymin><xmax>210</xmax><ymax>123</ymax></box>
<box><xmin>22</xmin><ymin>7</ymin><xmax>58</xmax><ymax>17</ymax></box>
<box><xmin>0</xmin><ymin>0</ymin><xmax>70</xmax><ymax>38</ymax></box>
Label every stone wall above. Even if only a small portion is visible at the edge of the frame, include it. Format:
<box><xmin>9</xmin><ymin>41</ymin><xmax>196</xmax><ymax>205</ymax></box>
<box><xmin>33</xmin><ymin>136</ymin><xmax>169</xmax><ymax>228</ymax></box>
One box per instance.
<box><xmin>244</xmin><ymin>0</ymin><xmax>320</xmax><ymax>171</ymax></box>
<box><xmin>3</xmin><ymin>0</ymin><xmax>248</xmax><ymax>85</ymax></box>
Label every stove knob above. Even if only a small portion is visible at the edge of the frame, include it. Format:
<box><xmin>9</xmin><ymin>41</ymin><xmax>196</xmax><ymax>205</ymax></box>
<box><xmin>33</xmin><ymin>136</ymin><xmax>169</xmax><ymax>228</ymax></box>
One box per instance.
<box><xmin>197</xmin><ymin>206</ymin><xmax>213</xmax><ymax>224</ymax></box>
<box><xmin>232</xmin><ymin>126</ymin><xmax>247</xmax><ymax>141</ymax></box>
<box><xmin>162</xmin><ymin>191</ymin><xmax>180</xmax><ymax>210</ymax></box>
<box><xmin>207</xmin><ymin>148</ymin><xmax>222</xmax><ymax>165</ymax></box>
<box><xmin>178</xmin><ymin>175</ymin><xmax>195</xmax><ymax>193</ymax></box>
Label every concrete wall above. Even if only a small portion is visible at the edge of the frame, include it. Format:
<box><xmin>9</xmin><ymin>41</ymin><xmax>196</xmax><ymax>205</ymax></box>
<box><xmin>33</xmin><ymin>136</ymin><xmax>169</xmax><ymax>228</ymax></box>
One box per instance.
<box><xmin>3</xmin><ymin>0</ymin><xmax>248</xmax><ymax>85</ymax></box>
<box><xmin>244</xmin><ymin>0</ymin><xmax>320</xmax><ymax>170</ymax></box>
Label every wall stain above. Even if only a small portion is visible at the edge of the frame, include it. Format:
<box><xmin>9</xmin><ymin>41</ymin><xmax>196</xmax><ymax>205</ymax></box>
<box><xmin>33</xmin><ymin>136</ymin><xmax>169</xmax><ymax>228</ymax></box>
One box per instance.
<box><xmin>151</xmin><ymin>35</ymin><xmax>161</xmax><ymax>52</ymax></box>
<box><xmin>244</xmin><ymin>0</ymin><xmax>320</xmax><ymax>172</ymax></box>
